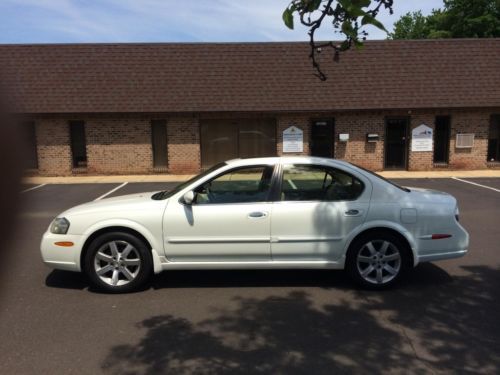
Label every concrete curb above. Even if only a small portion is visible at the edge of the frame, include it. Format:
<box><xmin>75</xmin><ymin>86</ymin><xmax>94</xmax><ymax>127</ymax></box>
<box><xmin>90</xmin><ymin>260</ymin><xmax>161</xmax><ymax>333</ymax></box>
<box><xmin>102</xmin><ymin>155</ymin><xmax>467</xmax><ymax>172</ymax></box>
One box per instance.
<box><xmin>23</xmin><ymin>170</ymin><xmax>500</xmax><ymax>184</ymax></box>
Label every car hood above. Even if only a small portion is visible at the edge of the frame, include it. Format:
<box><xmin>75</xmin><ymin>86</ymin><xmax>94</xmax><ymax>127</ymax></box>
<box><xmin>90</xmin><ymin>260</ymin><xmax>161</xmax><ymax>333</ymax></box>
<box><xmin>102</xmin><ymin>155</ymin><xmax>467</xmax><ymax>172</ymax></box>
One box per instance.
<box><xmin>61</xmin><ymin>192</ymin><xmax>165</xmax><ymax>217</ymax></box>
<box><xmin>405</xmin><ymin>187</ymin><xmax>457</xmax><ymax>204</ymax></box>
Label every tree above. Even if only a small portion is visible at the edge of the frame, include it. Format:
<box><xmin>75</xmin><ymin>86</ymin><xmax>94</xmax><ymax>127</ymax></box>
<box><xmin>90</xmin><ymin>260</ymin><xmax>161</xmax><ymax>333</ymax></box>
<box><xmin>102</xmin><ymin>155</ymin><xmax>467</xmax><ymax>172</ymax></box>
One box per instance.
<box><xmin>389</xmin><ymin>11</ymin><xmax>433</xmax><ymax>39</ymax></box>
<box><xmin>390</xmin><ymin>0</ymin><xmax>500</xmax><ymax>40</ymax></box>
<box><xmin>282</xmin><ymin>0</ymin><xmax>394</xmax><ymax>80</ymax></box>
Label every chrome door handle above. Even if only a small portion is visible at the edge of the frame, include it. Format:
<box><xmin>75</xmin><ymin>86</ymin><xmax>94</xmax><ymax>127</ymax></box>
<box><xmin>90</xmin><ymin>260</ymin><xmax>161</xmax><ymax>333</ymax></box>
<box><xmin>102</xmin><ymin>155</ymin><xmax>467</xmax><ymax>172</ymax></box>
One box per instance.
<box><xmin>345</xmin><ymin>209</ymin><xmax>360</xmax><ymax>216</ymax></box>
<box><xmin>248</xmin><ymin>211</ymin><xmax>268</xmax><ymax>218</ymax></box>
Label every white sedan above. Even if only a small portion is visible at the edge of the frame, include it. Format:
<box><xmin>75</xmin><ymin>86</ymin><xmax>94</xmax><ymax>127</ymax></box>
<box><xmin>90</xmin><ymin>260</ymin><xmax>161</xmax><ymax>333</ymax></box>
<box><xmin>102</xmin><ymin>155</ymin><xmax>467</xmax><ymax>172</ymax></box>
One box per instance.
<box><xmin>41</xmin><ymin>157</ymin><xmax>469</xmax><ymax>292</ymax></box>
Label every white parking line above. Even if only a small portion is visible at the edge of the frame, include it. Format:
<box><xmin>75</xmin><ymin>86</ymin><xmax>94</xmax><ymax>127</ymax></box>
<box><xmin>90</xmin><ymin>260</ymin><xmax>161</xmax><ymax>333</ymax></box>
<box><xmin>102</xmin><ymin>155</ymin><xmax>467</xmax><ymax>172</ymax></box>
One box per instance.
<box><xmin>452</xmin><ymin>177</ymin><xmax>500</xmax><ymax>193</ymax></box>
<box><xmin>21</xmin><ymin>184</ymin><xmax>46</xmax><ymax>193</ymax></box>
<box><xmin>94</xmin><ymin>182</ymin><xmax>128</xmax><ymax>201</ymax></box>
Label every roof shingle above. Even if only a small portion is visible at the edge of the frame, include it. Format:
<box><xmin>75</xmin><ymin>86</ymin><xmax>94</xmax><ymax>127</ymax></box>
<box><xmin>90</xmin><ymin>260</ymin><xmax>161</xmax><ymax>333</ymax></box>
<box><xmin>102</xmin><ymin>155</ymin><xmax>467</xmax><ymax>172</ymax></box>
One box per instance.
<box><xmin>0</xmin><ymin>39</ymin><xmax>499</xmax><ymax>114</ymax></box>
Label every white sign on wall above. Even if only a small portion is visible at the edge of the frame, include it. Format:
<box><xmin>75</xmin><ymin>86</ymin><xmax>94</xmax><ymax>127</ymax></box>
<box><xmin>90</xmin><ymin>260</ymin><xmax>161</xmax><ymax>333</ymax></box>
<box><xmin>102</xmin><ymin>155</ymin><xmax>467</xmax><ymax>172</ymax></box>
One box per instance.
<box><xmin>411</xmin><ymin>124</ymin><xmax>433</xmax><ymax>152</ymax></box>
<box><xmin>283</xmin><ymin>126</ymin><xmax>304</xmax><ymax>153</ymax></box>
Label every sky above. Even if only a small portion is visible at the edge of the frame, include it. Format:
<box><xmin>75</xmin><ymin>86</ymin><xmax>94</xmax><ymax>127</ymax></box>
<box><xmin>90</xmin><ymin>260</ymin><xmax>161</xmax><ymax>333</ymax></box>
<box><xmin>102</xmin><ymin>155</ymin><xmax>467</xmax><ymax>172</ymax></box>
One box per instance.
<box><xmin>0</xmin><ymin>0</ymin><xmax>443</xmax><ymax>44</ymax></box>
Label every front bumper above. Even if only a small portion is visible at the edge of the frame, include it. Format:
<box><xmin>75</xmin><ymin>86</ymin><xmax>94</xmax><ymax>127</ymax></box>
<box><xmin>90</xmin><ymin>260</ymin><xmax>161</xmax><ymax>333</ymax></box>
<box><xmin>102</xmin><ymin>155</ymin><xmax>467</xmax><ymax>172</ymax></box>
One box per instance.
<box><xmin>40</xmin><ymin>231</ymin><xmax>84</xmax><ymax>272</ymax></box>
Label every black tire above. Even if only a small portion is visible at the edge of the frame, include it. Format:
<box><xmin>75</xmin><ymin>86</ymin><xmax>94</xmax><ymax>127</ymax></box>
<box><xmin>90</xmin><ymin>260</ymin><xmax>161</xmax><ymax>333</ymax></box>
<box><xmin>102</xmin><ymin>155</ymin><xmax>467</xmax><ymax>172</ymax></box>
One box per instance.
<box><xmin>346</xmin><ymin>231</ymin><xmax>411</xmax><ymax>290</ymax></box>
<box><xmin>83</xmin><ymin>231</ymin><xmax>153</xmax><ymax>293</ymax></box>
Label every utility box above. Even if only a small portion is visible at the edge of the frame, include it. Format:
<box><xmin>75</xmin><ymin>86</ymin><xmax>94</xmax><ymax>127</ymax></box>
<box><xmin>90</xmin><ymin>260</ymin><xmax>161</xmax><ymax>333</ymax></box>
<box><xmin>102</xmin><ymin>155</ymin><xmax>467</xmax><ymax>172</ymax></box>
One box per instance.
<box><xmin>339</xmin><ymin>133</ymin><xmax>349</xmax><ymax>142</ymax></box>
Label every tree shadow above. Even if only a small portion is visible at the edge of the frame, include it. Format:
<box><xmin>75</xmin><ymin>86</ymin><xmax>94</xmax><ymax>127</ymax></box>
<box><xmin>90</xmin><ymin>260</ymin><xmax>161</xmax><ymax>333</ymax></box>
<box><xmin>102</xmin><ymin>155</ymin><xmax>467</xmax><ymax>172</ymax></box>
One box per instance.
<box><xmin>101</xmin><ymin>290</ymin><xmax>425</xmax><ymax>375</ymax></box>
<box><xmin>101</xmin><ymin>264</ymin><xmax>500</xmax><ymax>374</ymax></box>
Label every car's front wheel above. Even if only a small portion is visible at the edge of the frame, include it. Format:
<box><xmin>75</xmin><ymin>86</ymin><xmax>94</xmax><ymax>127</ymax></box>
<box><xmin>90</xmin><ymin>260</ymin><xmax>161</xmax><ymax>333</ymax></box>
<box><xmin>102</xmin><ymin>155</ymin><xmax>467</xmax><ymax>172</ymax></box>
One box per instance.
<box><xmin>346</xmin><ymin>231</ymin><xmax>410</xmax><ymax>289</ymax></box>
<box><xmin>83</xmin><ymin>231</ymin><xmax>153</xmax><ymax>293</ymax></box>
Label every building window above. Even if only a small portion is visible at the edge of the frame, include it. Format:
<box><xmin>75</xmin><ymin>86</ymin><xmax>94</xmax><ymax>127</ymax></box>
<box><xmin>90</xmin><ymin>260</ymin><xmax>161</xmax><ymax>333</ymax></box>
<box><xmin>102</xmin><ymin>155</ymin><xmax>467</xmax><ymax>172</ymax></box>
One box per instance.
<box><xmin>22</xmin><ymin>121</ymin><xmax>38</xmax><ymax>169</ymax></box>
<box><xmin>434</xmin><ymin>116</ymin><xmax>450</xmax><ymax>164</ymax></box>
<box><xmin>151</xmin><ymin>120</ymin><xmax>168</xmax><ymax>168</ymax></box>
<box><xmin>487</xmin><ymin>115</ymin><xmax>500</xmax><ymax>162</ymax></box>
<box><xmin>69</xmin><ymin>120</ymin><xmax>87</xmax><ymax>168</ymax></box>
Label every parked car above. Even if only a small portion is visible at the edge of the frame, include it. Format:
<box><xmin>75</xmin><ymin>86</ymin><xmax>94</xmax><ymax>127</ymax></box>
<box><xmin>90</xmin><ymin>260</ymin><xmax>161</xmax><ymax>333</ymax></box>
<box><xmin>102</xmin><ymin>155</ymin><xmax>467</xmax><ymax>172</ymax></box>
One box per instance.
<box><xmin>41</xmin><ymin>157</ymin><xmax>469</xmax><ymax>292</ymax></box>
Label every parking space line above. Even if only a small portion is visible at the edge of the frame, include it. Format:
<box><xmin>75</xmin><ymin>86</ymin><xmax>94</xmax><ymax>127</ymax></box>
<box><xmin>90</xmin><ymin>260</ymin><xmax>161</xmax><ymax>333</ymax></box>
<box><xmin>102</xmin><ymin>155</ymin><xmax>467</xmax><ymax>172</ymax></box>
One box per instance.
<box><xmin>21</xmin><ymin>183</ymin><xmax>46</xmax><ymax>193</ymax></box>
<box><xmin>94</xmin><ymin>182</ymin><xmax>128</xmax><ymax>201</ymax></box>
<box><xmin>451</xmin><ymin>177</ymin><xmax>500</xmax><ymax>193</ymax></box>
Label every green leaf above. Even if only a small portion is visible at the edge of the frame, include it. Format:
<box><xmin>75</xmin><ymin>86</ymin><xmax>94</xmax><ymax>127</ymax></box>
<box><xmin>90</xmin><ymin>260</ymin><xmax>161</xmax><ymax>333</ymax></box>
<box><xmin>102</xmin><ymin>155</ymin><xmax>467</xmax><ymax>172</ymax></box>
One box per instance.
<box><xmin>339</xmin><ymin>40</ymin><xmax>351</xmax><ymax>51</ymax></box>
<box><xmin>306</xmin><ymin>0</ymin><xmax>322</xmax><ymax>12</ymax></box>
<box><xmin>341</xmin><ymin>21</ymin><xmax>358</xmax><ymax>38</ymax></box>
<box><xmin>361</xmin><ymin>14</ymin><xmax>387</xmax><ymax>32</ymax></box>
<box><xmin>352</xmin><ymin>0</ymin><xmax>371</xmax><ymax>7</ymax></box>
<box><xmin>282</xmin><ymin>8</ymin><xmax>294</xmax><ymax>29</ymax></box>
<box><xmin>347</xmin><ymin>5</ymin><xmax>367</xmax><ymax>18</ymax></box>
<box><xmin>354</xmin><ymin>39</ymin><xmax>364</xmax><ymax>49</ymax></box>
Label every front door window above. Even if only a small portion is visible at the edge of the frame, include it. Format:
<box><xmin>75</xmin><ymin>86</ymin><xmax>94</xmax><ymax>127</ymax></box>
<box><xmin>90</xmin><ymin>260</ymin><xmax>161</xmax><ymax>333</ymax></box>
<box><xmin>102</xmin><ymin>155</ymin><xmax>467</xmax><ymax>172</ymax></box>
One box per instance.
<box><xmin>194</xmin><ymin>165</ymin><xmax>274</xmax><ymax>204</ymax></box>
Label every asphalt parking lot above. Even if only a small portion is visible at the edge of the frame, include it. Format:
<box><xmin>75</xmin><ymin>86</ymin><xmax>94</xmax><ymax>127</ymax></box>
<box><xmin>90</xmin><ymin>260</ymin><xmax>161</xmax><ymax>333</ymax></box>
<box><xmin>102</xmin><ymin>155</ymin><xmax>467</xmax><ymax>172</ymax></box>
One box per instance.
<box><xmin>1</xmin><ymin>178</ymin><xmax>500</xmax><ymax>374</ymax></box>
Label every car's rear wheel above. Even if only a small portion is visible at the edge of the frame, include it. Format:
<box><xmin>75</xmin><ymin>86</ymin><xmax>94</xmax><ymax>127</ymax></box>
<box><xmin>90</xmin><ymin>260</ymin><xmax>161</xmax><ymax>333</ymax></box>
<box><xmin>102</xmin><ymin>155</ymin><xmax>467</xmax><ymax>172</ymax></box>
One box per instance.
<box><xmin>83</xmin><ymin>232</ymin><xmax>153</xmax><ymax>293</ymax></box>
<box><xmin>346</xmin><ymin>231</ymin><xmax>410</xmax><ymax>289</ymax></box>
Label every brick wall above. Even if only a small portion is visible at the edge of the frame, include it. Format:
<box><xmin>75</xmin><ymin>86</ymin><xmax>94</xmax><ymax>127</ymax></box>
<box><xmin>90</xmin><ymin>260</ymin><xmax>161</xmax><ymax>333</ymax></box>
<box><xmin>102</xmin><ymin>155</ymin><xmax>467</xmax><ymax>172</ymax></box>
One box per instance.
<box><xmin>334</xmin><ymin>112</ymin><xmax>385</xmax><ymax>171</ymax></box>
<box><xmin>86</xmin><ymin>117</ymin><xmax>153</xmax><ymax>174</ymax></box>
<box><xmin>167</xmin><ymin>116</ymin><xmax>200</xmax><ymax>173</ymax></box>
<box><xmin>36</xmin><ymin>118</ymin><xmax>72</xmax><ymax>176</ymax></box>
<box><xmin>30</xmin><ymin>109</ymin><xmax>496</xmax><ymax>175</ymax></box>
<box><xmin>448</xmin><ymin>110</ymin><xmax>489</xmax><ymax>170</ymax></box>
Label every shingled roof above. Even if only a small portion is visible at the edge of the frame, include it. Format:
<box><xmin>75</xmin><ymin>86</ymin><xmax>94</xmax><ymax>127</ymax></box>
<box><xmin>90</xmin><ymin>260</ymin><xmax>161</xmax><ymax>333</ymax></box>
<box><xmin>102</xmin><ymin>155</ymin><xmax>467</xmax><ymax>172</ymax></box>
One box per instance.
<box><xmin>1</xmin><ymin>39</ymin><xmax>499</xmax><ymax>114</ymax></box>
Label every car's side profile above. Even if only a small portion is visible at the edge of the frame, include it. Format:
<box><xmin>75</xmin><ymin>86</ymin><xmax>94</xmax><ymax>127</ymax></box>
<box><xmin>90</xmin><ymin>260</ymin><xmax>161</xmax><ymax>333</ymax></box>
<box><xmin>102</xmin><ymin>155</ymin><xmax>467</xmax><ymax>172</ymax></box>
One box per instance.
<box><xmin>41</xmin><ymin>157</ymin><xmax>469</xmax><ymax>292</ymax></box>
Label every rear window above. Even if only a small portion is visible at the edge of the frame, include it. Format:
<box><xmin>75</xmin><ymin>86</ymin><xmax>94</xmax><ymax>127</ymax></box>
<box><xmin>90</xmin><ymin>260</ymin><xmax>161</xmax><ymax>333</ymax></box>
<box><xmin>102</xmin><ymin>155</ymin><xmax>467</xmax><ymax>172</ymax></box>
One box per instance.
<box><xmin>349</xmin><ymin>163</ymin><xmax>410</xmax><ymax>192</ymax></box>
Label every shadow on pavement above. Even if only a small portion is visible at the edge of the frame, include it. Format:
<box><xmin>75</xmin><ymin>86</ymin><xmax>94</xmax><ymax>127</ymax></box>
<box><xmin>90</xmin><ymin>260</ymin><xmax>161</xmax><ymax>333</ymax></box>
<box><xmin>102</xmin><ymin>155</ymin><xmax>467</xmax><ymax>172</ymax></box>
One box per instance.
<box><xmin>45</xmin><ymin>262</ymin><xmax>449</xmax><ymax>292</ymax></box>
<box><xmin>94</xmin><ymin>263</ymin><xmax>500</xmax><ymax>374</ymax></box>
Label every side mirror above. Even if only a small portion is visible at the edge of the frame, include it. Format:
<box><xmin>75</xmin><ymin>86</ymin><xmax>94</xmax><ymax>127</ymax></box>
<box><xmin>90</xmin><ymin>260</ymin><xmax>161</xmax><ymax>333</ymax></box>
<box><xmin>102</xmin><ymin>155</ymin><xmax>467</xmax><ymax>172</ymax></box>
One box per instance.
<box><xmin>183</xmin><ymin>191</ymin><xmax>195</xmax><ymax>205</ymax></box>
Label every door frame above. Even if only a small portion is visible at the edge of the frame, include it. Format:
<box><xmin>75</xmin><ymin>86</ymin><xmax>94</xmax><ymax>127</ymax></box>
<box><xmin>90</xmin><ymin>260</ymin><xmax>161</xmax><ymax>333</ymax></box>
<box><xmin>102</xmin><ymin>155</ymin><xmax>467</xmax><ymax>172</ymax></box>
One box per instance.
<box><xmin>384</xmin><ymin>117</ymin><xmax>410</xmax><ymax>170</ymax></box>
<box><xmin>310</xmin><ymin>118</ymin><xmax>335</xmax><ymax>158</ymax></box>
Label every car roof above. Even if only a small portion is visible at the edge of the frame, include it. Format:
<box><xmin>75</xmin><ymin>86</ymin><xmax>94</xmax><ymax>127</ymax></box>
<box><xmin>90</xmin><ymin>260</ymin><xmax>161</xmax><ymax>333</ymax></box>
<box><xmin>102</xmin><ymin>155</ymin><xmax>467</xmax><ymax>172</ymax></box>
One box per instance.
<box><xmin>225</xmin><ymin>156</ymin><xmax>354</xmax><ymax>168</ymax></box>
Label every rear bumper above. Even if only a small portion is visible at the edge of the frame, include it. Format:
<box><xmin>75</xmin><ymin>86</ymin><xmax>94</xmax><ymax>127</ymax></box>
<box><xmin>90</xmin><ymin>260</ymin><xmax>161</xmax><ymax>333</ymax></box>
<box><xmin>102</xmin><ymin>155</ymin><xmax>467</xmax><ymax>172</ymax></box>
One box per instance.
<box><xmin>40</xmin><ymin>231</ymin><xmax>84</xmax><ymax>272</ymax></box>
<box><xmin>418</xmin><ymin>248</ymin><xmax>468</xmax><ymax>263</ymax></box>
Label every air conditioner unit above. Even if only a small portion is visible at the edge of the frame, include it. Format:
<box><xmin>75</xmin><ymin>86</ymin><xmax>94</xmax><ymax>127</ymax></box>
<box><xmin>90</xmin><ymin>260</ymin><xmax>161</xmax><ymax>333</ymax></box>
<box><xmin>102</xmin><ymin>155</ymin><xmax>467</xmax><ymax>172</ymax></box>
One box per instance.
<box><xmin>455</xmin><ymin>133</ymin><xmax>474</xmax><ymax>148</ymax></box>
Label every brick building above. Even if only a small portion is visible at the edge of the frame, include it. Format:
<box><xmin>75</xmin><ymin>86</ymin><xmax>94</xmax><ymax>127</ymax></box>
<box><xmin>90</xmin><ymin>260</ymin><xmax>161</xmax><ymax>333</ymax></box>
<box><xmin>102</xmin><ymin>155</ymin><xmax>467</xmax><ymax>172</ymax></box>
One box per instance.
<box><xmin>1</xmin><ymin>39</ymin><xmax>499</xmax><ymax>176</ymax></box>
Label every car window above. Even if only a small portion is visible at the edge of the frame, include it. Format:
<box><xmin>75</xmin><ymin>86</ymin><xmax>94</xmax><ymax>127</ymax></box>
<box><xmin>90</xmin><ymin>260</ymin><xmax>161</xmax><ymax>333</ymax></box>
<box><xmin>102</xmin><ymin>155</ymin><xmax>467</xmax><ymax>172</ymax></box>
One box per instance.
<box><xmin>193</xmin><ymin>165</ymin><xmax>274</xmax><ymax>204</ymax></box>
<box><xmin>281</xmin><ymin>164</ymin><xmax>364</xmax><ymax>201</ymax></box>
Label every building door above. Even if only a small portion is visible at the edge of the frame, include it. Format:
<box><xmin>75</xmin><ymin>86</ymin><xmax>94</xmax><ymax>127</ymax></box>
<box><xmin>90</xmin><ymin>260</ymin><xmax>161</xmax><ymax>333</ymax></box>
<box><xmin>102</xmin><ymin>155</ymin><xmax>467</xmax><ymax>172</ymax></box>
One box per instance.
<box><xmin>200</xmin><ymin>119</ymin><xmax>276</xmax><ymax>169</ymax></box>
<box><xmin>384</xmin><ymin>118</ymin><xmax>408</xmax><ymax>169</ymax></box>
<box><xmin>434</xmin><ymin>116</ymin><xmax>450</xmax><ymax>164</ymax></box>
<box><xmin>310</xmin><ymin>120</ymin><xmax>334</xmax><ymax>158</ymax></box>
<box><xmin>151</xmin><ymin>120</ymin><xmax>168</xmax><ymax>169</ymax></box>
<box><xmin>69</xmin><ymin>120</ymin><xmax>87</xmax><ymax>168</ymax></box>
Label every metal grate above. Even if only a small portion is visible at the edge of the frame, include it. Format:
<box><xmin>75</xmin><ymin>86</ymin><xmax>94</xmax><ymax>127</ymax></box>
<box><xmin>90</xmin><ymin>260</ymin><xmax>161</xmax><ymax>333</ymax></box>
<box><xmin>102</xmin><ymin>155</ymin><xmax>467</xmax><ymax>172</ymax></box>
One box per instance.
<box><xmin>456</xmin><ymin>133</ymin><xmax>474</xmax><ymax>148</ymax></box>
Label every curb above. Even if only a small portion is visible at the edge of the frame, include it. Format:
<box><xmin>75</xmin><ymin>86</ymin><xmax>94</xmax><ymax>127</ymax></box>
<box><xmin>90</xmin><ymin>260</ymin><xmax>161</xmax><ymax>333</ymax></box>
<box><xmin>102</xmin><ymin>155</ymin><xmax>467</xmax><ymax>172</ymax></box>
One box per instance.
<box><xmin>23</xmin><ymin>170</ymin><xmax>500</xmax><ymax>184</ymax></box>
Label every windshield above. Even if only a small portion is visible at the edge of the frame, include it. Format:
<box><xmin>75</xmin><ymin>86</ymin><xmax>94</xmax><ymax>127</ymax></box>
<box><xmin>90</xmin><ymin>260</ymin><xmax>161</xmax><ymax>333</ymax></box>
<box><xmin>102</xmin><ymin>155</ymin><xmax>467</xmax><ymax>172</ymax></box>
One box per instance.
<box><xmin>349</xmin><ymin>163</ymin><xmax>410</xmax><ymax>192</ymax></box>
<box><xmin>151</xmin><ymin>162</ymin><xmax>226</xmax><ymax>200</ymax></box>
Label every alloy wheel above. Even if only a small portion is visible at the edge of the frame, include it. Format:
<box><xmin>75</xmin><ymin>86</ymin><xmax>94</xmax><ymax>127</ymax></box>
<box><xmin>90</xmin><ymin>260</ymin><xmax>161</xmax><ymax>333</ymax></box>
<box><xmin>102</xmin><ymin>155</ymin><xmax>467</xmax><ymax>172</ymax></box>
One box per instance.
<box><xmin>356</xmin><ymin>240</ymin><xmax>401</xmax><ymax>285</ymax></box>
<box><xmin>93</xmin><ymin>240</ymin><xmax>141</xmax><ymax>286</ymax></box>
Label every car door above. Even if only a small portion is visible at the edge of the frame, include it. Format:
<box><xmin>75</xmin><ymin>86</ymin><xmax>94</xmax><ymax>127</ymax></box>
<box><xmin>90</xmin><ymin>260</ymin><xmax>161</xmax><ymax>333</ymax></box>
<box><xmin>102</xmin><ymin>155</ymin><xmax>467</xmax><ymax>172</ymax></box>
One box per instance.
<box><xmin>163</xmin><ymin>164</ymin><xmax>275</xmax><ymax>262</ymax></box>
<box><xmin>271</xmin><ymin>163</ymin><xmax>370</xmax><ymax>262</ymax></box>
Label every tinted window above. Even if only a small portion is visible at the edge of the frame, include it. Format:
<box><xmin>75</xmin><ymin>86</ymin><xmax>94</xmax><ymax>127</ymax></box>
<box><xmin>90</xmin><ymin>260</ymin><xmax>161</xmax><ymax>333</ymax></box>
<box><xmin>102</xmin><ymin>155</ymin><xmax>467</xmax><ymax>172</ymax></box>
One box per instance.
<box><xmin>281</xmin><ymin>164</ymin><xmax>364</xmax><ymax>201</ymax></box>
<box><xmin>194</xmin><ymin>166</ymin><xmax>274</xmax><ymax>204</ymax></box>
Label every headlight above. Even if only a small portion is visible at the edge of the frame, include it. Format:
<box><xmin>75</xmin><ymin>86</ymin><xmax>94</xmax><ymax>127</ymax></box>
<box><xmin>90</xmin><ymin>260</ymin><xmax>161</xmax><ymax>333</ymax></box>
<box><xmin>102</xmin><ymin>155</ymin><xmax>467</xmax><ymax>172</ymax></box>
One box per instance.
<box><xmin>50</xmin><ymin>217</ymin><xmax>70</xmax><ymax>234</ymax></box>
